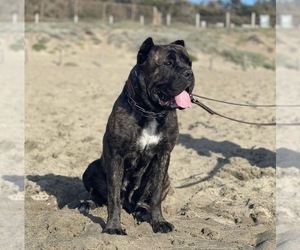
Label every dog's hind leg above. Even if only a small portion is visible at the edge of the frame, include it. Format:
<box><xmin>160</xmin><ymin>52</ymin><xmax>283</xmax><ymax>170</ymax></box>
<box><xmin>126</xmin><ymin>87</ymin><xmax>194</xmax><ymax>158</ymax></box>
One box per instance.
<box><xmin>132</xmin><ymin>173</ymin><xmax>170</xmax><ymax>224</ymax></box>
<box><xmin>77</xmin><ymin>197</ymin><xmax>98</xmax><ymax>216</ymax></box>
<box><xmin>133</xmin><ymin>203</ymin><xmax>151</xmax><ymax>224</ymax></box>
<box><xmin>78</xmin><ymin>159</ymin><xmax>108</xmax><ymax>215</ymax></box>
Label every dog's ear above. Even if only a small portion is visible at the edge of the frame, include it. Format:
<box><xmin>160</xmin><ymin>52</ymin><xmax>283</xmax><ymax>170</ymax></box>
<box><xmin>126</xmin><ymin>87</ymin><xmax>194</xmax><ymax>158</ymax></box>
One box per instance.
<box><xmin>171</xmin><ymin>40</ymin><xmax>185</xmax><ymax>47</ymax></box>
<box><xmin>137</xmin><ymin>37</ymin><xmax>154</xmax><ymax>64</ymax></box>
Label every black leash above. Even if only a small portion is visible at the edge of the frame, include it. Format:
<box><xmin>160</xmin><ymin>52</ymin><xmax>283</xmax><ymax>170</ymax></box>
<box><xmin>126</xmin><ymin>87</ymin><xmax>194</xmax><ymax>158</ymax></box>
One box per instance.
<box><xmin>190</xmin><ymin>95</ymin><xmax>300</xmax><ymax>126</ymax></box>
<box><xmin>192</xmin><ymin>94</ymin><xmax>300</xmax><ymax>108</ymax></box>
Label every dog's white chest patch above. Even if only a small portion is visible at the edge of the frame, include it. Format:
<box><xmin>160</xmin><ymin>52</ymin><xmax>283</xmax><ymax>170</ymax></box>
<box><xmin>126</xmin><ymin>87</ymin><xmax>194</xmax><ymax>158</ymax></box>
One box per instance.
<box><xmin>138</xmin><ymin>120</ymin><xmax>161</xmax><ymax>150</ymax></box>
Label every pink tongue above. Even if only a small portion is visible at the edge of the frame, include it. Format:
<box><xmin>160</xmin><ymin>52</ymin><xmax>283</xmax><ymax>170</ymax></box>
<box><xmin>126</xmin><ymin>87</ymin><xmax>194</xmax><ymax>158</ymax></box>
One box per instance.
<box><xmin>174</xmin><ymin>91</ymin><xmax>191</xmax><ymax>108</ymax></box>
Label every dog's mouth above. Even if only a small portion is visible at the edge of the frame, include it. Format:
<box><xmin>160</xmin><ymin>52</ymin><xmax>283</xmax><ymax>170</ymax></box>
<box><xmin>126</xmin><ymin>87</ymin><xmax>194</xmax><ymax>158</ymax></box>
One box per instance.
<box><xmin>153</xmin><ymin>87</ymin><xmax>192</xmax><ymax>109</ymax></box>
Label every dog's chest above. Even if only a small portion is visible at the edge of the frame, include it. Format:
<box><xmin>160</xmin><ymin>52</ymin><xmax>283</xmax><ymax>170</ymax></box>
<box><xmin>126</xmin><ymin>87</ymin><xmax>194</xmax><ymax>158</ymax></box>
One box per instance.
<box><xmin>138</xmin><ymin>120</ymin><xmax>161</xmax><ymax>150</ymax></box>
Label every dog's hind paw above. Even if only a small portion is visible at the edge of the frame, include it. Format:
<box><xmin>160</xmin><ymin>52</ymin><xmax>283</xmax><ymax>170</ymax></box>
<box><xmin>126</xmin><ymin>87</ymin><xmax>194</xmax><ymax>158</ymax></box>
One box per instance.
<box><xmin>133</xmin><ymin>207</ymin><xmax>151</xmax><ymax>224</ymax></box>
<box><xmin>103</xmin><ymin>227</ymin><xmax>127</xmax><ymax>235</ymax></box>
<box><xmin>151</xmin><ymin>220</ymin><xmax>174</xmax><ymax>233</ymax></box>
<box><xmin>77</xmin><ymin>201</ymin><xmax>90</xmax><ymax>215</ymax></box>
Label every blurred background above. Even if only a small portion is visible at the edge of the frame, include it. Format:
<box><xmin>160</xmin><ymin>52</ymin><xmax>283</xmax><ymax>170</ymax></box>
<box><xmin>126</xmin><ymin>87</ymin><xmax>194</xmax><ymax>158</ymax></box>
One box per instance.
<box><xmin>0</xmin><ymin>0</ymin><xmax>279</xmax><ymax>27</ymax></box>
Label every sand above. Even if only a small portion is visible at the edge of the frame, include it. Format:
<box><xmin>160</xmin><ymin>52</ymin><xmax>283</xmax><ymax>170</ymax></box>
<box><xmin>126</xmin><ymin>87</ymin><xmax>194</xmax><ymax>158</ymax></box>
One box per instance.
<box><xmin>5</xmin><ymin>23</ymin><xmax>279</xmax><ymax>249</ymax></box>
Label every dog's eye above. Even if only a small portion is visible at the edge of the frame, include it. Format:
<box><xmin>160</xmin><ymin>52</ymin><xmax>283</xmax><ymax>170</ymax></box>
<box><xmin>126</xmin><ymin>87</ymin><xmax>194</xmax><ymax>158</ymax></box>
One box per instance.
<box><xmin>164</xmin><ymin>61</ymin><xmax>172</xmax><ymax>66</ymax></box>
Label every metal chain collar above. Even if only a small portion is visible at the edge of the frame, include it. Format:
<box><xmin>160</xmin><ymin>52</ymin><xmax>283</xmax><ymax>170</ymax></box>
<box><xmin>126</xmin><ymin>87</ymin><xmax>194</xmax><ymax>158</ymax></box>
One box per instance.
<box><xmin>126</xmin><ymin>95</ymin><xmax>167</xmax><ymax>119</ymax></box>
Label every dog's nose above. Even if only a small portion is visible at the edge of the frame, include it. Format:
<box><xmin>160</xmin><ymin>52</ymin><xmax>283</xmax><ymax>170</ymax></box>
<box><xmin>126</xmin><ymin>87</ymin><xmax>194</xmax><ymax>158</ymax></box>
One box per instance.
<box><xmin>182</xmin><ymin>70</ymin><xmax>192</xmax><ymax>79</ymax></box>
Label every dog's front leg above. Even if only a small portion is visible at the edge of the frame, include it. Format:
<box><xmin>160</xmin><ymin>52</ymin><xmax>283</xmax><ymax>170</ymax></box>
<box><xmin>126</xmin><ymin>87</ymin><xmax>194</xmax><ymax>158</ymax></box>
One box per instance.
<box><xmin>103</xmin><ymin>155</ymin><xmax>127</xmax><ymax>235</ymax></box>
<box><xmin>150</xmin><ymin>153</ymin><xmax>174</xmax><ymax>233</ymax></box>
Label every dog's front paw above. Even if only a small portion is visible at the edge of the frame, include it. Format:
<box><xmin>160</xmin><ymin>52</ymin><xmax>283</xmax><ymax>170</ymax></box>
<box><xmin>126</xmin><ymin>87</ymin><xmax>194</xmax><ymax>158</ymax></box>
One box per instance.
<box><xmin>151</xmin><ymin>220</ymin><xmax>174</xmax><ymax>233</ymax></box>
<box><xmin>103</xmin><ymin>227</ymin><xmax>127</xmax><ymax>235</ymax></box>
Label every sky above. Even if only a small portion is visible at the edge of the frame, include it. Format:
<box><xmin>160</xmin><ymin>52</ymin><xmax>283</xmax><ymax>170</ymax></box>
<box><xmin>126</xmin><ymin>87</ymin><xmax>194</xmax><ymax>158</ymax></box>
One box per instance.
<box><xmin>188</xmin><ymin>0</ymin><xmax>257</xmax><ymax>5</ymax></box>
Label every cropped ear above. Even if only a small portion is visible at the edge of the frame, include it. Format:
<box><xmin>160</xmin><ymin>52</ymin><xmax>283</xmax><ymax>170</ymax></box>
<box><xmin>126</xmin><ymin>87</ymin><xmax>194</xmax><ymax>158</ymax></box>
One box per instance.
<box><xmin>171</xmin><ymin>40</ymin><xmax>185</xmax><ymax>47</ymax></box>
<box><xmin>137</xmin><ymin>37</ymin><xmax>154</xmax><ymax>65</ymax></box>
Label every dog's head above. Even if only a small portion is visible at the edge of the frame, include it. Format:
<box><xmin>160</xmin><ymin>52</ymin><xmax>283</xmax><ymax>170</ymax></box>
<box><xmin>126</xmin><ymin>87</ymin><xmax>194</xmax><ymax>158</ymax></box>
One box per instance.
<box><xmin>136</xmin><ymin>37</ymin><xmax>195</xmax><ymax>110</ymax></box>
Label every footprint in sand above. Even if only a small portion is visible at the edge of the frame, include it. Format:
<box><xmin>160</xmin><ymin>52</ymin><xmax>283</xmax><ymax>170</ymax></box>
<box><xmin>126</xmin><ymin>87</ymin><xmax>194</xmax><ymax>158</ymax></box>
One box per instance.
<box><xmin>31</xmin><ymin>192</ymin><xmax>49</xmax><ymax>201</ymax></box>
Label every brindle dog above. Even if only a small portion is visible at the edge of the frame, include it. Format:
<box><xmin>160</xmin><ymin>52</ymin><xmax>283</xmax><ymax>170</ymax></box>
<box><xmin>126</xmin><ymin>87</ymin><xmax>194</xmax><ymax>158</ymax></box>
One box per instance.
<box><xmin>78</xmin><ymin>37</ymin><xmax>195</xmax><ymax>235</ymax></box>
